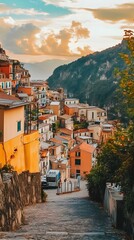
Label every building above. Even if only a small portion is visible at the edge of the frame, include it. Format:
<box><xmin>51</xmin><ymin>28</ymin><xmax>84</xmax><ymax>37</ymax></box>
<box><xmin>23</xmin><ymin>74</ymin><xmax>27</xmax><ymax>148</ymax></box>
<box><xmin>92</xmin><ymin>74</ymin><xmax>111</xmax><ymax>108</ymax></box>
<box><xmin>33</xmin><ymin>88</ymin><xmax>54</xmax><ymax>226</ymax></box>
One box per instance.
<box><xmin>0</xmin><ymin>92</ymin><xmax>40</xmax><ymax>173</ymax></box>
<box><xmin>101</xmin><ymin>124</ymin><xmax>115</xmax><ymax>143</ymax></box>
<box><xmin>86</xmin><ymin>107</ymin><xmax>107</xmax><ymax>122</ymax></box>
<box><xmin>69</xmin><ymin>142</ymin><xmax>95</xmax><ymax>178</ymax></box>
<box><xmin>64</xmin><ymin>104</ymin><xmax>79</xmax><ymax>116</ymax></box>
<box><xmin>40</xmin><ymin>149</ymin><xmax>50</xmax><ymax>175</ymax></box>
<box><xmin>51</xmin><ymin>158</ymin><xmax>70</xmax><ymax>181</ymax></box>
<box><xmin>58</xmin><ymin>114</ymin><xmax>73</xmax><ymax>130</ymax></box>
<box><xmin>49</xmin><ymin>101</ymin><xmax>60</xmax><ymax>116</ymax></box>
<box><xmin>0</xmin><ymin>73</ymin><xmax>12</xmax><ymax>95</ymax></box>
<box><xmin>64</xmin><ymin>98</ymin><xmax>79</xmax><ymax>105</ymax></box>
<box><xmin>17</xmin><ymin>86</ymin><xmax>34</xmax><ymax>102</ymax></box>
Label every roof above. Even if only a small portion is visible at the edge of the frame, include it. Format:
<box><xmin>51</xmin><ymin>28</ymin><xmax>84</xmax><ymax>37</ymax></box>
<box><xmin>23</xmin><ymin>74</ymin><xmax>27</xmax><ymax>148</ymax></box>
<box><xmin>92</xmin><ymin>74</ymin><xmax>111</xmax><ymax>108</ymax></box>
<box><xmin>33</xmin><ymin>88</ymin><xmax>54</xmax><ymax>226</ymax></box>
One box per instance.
<box><xmin>50</xmin><ymin>138</ymin><xmax>63</xmax><ymax>145</ymax></box>
<box><xmin>102</xmin><ymin>124</ymin><xmax>113</xmax><ymax>128</ymax></box>
<box><xmin>39</xmin><ymin>114</ymin><xmax>53</xmax><ymax>121</ymax></box>
<box><xmin>65</xmin><ymin>104</ymin><xmax>79</xmax><ymax>108</ymax></box>
<box><xmin>74</xmin><ymin>128</ymin><xmax>89</xmax><ymax>133</ymax></box>
<box><xmin>56</xmin><ymin>135</ymin><xmax>71</xmax><ymax>141</ymax></box>
<box><xmin>70</xmin><ymin>142</ymin><xmax>95</xmax><ymax>154</ymax></box>
<box><xmin>59</xmin><ymin>128</ymin><xmax>73</xmax><ymax>135</ymax></box>
<box><xmin>0</xmin><ymin>78</ymin><xmax>11</xmax><ymax>82</ymax></box>
<box><xmin>65</xmin><ymin>98</ymin><xmax>79</xmax><ymax>101</ymax></box>
<box><xmin>87</xmin><ymin>106</ymin><xmax>106</xmax><ymax>112</ymax></box>
<box><xmin>58</xmin><ymin>114</ymin><xmax>72</xmax><ymax>120</ymax></box>
<box><xmin>49</xmin><ymin>145</ymin><xmax>61</xmax><ymax>150</ymax></box>
<box><xmin>16</xmin><ymin>93</ymin><xmax>28</xmax><ymax>98</ymax></box>
<box><xmin>0</xmin><ymin>92</ymin><xmax>28</xmax><ymax>108</ymax></box>
<box><xmin>41</xmin><ymin>150</ymin><xmax>48</xmax><ymax>158</ymax></box>
<box><xmin>50</xmin><ymin>101</ymin><xmax>60</xmax><ymax>106</ymax></box>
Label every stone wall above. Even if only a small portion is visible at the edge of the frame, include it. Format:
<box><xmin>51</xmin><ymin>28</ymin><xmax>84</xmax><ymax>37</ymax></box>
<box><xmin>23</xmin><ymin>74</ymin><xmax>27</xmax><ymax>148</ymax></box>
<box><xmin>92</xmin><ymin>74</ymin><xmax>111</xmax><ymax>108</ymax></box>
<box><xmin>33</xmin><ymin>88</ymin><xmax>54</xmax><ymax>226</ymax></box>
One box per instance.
<box><xmin>0</xmin><ymin>171</ymin><xmax>41</xmax><ymax>231</ymax></box>
<box><xmin>104</xmin><ymin>183</ymin><xmax>124</xmax><ymax>229</ymax></box>
<box><xmin>104</xmin><ymin>183</ymin><xmax>134</xmax><ymax>240</ymax></box>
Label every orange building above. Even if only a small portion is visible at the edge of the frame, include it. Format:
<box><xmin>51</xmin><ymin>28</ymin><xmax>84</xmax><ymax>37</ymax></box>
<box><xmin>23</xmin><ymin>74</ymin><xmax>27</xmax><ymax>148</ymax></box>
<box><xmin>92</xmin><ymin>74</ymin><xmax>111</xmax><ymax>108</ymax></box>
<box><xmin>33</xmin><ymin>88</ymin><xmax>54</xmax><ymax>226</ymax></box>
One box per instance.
<box><xmin>0</xmin><ymin>92</ymin><xmax>40</xmax><ymax>173</ymax></box>
<box><xmin>69</xmin><ymin>142</ymin><xmax>95</xmax><ymax>178</ymax></box>
<box><xmin>49</xmin><ymin>101</ymin><xmax>60</xmax><ymax>116</ymax></box>
<box><xmin>64</xmin><ymin>104</ymin><xmax>79</xmax><ymax>116</ymax></box>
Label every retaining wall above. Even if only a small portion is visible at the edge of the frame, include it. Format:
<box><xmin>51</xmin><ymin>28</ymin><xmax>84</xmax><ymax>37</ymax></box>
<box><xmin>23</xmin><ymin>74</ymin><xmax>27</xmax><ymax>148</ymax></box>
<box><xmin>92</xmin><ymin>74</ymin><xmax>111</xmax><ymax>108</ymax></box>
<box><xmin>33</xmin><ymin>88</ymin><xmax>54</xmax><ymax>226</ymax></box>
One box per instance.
<box><xmin>0</xmin><ymin>171</ymin><xmax>41</xmax><ymax>231</ymax></box>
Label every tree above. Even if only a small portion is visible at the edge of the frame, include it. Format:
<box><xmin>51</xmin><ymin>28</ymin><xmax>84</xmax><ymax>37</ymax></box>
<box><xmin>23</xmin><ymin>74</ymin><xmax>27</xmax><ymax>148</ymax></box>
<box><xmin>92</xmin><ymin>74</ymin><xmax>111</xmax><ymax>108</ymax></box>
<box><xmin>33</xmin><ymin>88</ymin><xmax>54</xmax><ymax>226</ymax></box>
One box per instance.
<box><xmin>118</xmin><ymin>30</ymin><xmax>134</xmax><ymax>119</ymax></box>
<box><xmin>86</xmin><ymin>31</ymin><xmax>134</xmax><ymax>214</ymax></box>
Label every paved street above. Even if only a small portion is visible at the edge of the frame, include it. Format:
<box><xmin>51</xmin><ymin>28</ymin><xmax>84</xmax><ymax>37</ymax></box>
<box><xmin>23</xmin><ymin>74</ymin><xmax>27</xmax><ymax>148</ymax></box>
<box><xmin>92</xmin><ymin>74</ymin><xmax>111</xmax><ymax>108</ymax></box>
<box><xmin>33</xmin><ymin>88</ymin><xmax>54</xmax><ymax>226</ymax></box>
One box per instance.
<box><xmin>0</xmin><ymin>181</ymin><xmax>126</xmax><ymax>240</ymax></box>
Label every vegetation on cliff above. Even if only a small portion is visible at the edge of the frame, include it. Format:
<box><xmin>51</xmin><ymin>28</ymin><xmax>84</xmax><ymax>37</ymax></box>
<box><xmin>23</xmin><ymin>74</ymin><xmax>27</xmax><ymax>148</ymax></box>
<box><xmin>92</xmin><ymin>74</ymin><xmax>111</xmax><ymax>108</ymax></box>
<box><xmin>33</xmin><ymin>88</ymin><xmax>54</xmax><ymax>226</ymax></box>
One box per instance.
<box><xmin>47</xmin><ymin>40</ymin><xmax>129</xmax><ymax>119</ymax></box>
<box><xmin>86</xmin><ymin>31</ymin><xmax>134</xmax><ymax>232</ymax></box>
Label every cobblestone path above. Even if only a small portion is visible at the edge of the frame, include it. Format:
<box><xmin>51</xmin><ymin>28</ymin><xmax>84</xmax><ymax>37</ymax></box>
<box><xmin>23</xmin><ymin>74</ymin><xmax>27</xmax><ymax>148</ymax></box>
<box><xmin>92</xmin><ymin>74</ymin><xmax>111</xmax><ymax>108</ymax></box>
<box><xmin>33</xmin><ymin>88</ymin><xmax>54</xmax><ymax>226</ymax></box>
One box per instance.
<box><xmin>0</xmin><ymin>181</ymin><xmax>126</xmax><ymax>240</ymax></box>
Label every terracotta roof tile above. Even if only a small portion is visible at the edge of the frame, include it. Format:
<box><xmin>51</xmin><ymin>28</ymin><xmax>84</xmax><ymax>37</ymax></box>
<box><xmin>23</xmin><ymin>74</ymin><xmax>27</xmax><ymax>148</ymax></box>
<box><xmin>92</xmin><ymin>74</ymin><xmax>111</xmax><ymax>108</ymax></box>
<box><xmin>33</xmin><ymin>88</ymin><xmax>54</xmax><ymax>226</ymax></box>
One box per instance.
<box><xmin>73</xmin><ymin>128</ymin><xmax>89</xmax><ymax>133</ymax></box>
<box><xmin>59</xmin><ymin>128</ymin><xmax>73</xmax><ymax>135</ymax></box>
<box><xmin>70</xmin><ymin>142</ymin><xmax>95</xmax><ymax>153</ymax></box>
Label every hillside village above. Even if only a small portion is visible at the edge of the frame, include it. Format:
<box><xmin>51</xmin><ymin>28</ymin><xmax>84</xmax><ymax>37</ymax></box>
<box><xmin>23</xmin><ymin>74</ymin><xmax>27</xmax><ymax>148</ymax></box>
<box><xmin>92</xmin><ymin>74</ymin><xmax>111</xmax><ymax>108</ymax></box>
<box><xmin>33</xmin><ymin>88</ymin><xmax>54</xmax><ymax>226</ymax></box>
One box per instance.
<box><xmin>0</xmin><ymin>36</ymin><xmax>134</xmax><ymax>239</ymax></box>
<box><xmin>0</xmin><ymin>45</ymin><xmax>115</xmax><ymax>181</ymax></box>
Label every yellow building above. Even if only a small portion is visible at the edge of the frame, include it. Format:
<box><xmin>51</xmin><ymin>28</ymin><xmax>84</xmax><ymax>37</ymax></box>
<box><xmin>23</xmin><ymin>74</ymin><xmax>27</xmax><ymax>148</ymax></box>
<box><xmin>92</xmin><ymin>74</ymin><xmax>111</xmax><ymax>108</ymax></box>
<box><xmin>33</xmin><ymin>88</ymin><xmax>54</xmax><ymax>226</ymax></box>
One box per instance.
<box><xmin>0</xmin><ymin>92</ymin><xmax>40</xmax><ymax>173</ymax></box>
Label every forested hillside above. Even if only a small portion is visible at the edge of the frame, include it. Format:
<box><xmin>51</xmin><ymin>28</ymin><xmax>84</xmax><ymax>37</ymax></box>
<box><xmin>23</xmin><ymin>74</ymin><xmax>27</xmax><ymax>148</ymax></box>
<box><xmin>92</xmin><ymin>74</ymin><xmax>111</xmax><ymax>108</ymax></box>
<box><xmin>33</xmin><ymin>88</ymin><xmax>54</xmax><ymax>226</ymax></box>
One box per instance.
<box><xmin>47</xmin><ymin>41</ymin><xmax>128</xmax><ymax>114</ymax></box>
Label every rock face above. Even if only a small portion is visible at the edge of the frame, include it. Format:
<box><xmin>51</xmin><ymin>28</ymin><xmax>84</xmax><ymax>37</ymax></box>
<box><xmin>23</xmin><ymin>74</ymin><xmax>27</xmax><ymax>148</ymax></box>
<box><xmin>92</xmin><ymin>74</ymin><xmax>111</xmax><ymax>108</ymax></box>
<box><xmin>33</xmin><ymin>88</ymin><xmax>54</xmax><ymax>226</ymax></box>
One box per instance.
<box><xmin>47</xmin><ymin>41</ymin><xmax>128</xmax><ymax>107</ymax></box>
<box><xmin>0</xmin><ymin>171</ymin><xmax>41</xmax><ymax>231</ymax></box>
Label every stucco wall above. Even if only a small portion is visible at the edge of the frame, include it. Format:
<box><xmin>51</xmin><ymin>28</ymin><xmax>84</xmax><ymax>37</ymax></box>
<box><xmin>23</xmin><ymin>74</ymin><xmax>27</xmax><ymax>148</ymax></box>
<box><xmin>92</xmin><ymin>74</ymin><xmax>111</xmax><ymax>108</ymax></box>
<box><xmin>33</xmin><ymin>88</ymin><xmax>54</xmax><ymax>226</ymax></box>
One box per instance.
<box><xmin>70</xmin><ymin>150</ymin><xmax>92</xmax><ymax>178</ymax></box>
<box><xmin>0</xmin><ymin>131</ymin><xmax>40</xmax><ymax>173</ymax></box>
<box><xmin>4</xmin><ymin>107</ymin><xmax>24</xmax><ymax>142</ymax></box>
<box><xmin>0</xmin><ymin>171</ymin><xmax>41</xmax><ymax>231</ymax></box>
<box><xmin>24</xmin><ymin>131</ymin><xmax>40</xmax><ymax>173</ymax></box>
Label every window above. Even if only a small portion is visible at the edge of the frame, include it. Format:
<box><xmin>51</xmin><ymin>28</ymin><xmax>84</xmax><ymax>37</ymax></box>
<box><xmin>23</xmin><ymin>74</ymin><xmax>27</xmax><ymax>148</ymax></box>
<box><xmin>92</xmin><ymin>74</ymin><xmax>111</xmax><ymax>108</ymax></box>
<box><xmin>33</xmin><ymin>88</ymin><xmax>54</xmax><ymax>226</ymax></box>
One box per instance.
<box><xmin>76</xmin><ymin>169</ymin><xmax>80</xmax><ymax>177</ymax></box>
<box><xmin>75</xmin><ymin>159</ymin><xmax>81</xmax><ymax>165</ymax></box>
<box><xmin>90</xmin><ymin>133</ymin><xmax>93</xmax><ymax>138</ymax></box>
<box><xmin>92</xmin><ymin>112</ymin><xmax>94</xmax><ymax>119</ymax></box>
<box><xmin>75</xmin><ymin>151</ymin><xmax>80</xmax><ymax>157</ymax></box>
<box><xmin>17</xmin><ymin>121</ymin><xmax>21</xmax><ymax>132</ymax></box>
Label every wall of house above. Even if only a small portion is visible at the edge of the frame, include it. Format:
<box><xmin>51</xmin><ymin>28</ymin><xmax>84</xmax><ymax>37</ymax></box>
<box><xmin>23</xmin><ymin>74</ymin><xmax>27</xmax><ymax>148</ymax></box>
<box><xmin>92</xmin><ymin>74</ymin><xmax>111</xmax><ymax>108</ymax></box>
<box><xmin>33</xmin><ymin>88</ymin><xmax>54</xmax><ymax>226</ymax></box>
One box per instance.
<box><xmin>87</xmin><ymin>109</ymin><xmax>107</xmax><ymax>122</ymax></box>
<box><xmin>17</xmin><ymin>86</ymin><xmax>33</xmax><ymax>96</ymax></box>
<box><xmin>0</xmin><ymin>134</ymin><xmax>25</xmax><ymax>172</ymax></box>
<box><xmin>78</xmin><ymin>108</ymin><xmax>87</xmax><ymax>117</ymax></box>
<box><xmin>51</xmin><ymin>161</ymin><xmax>70</xmax><ymax>181</ymax></box>
<box><xmin>70</xmin><ymin>150</ymin><xmax>92</xmax><ymax>178</ymax></box>
<box><xmin>64</xmin><ymin>105</ymin><xmax>78</xmax><ymax>116</ymax></box>
<box><xmin>49</xmin><ymin>105</ymin><xmax>60</xmax><ymax>116</ymax></box>
<box><xmin>4</xmin><ymin>107</ymin><xmax>24</xmax><ymax>142</ymax></box>
<box><xmin>23</xmin><ymin>131</ymin><xmax>40</xmax><ymax>173</ymax></box>
<box><xmin>0</xmin><ymin>65</ymin><xmax>10</xmax><ymax>78</ymax></box>
<box><xmin>0</xmin><ymin>131</ymin><xmax>40</xmax><ymax>174</ymax></box>
<box><xmin>88</xmin><ymin>125</ymin><xmax>101</xmax><ymax>141</ymax></box>
<box><xmin>0</xmin><ymin>109</ymin><xmax>4</xmax><ymax>142</ymax></box>
<box><xmin>0</xmin><ymin>171</ymin><xmax>41</xmax><ymax>231</ymax></box>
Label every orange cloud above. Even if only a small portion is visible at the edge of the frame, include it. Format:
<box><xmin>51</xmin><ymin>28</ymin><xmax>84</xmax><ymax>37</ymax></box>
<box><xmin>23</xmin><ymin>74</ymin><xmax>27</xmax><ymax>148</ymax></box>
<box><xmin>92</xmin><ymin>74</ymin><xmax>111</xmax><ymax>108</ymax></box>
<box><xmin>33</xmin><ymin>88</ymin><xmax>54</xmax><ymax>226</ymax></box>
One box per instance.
<box><xmin>0</xmin><ymin>20</ymin><xmax>91</xmax><ymax>57</ymax></box>
<box><xmin>84</xmin><ymin>3</ymin><xmax>134</xmax><ymax>23</ymax></box>
<box><xmin>39</xmin><ymin>21</ymin><xmax>91</xmax><ymax>56</ymax></box>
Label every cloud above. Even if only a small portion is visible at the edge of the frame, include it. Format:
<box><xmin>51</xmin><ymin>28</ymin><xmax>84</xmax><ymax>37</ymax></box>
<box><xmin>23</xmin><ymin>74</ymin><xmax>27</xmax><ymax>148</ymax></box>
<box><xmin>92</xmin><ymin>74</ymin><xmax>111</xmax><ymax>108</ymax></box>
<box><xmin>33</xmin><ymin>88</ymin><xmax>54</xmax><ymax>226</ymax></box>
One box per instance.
<box><xmin>39</xmin><ymin>21</ymin><xmax>91</xmax><ymax>56</ymax></box>
<box><xmin>0</xmin><ymin>3</ymin><xmax>10</xmax><ymax>12</ymax></box>
<box><xmin>84</xmin><ymin>3</ymin><xmax>134</xmax><ymax>23</ymax></box>
<box><xmin>43</xmin><ymin>0</ymin><xmax>77</xmax><ymax>8</ymax></box>
<box><xmin>2</xmin><ymin>22</ymin><xmax>40</xmax><ymax>55</ymax></box>
<box><xmin>4</xmin><ymin>17</ymin><xmax>15</xmax><ymax>25</ymax></box>
<box><xmin>0</xmin><ymin>3</ymin><xmax>48</xmax><ymax>16</ymax></box>
<box><xmin>0</xmin><ymin>19</ymin><xmax>91</xmax><ymax>57</ymax></box>
<box><xmin>11</xmin><ymin>8</ymin><xmax>48</xmax><ymax>16</ymax></box>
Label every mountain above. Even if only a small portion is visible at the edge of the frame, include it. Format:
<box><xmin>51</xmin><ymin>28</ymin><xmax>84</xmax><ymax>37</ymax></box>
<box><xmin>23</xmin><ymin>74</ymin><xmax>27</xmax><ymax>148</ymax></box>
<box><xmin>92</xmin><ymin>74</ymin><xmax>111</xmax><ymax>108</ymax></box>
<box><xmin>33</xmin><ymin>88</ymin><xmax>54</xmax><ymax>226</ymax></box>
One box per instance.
<box><xmin>25</xmin><ymin>59</ymin><xmax>72</xmax><ymax>80</ymax></box>
<box><xmin>47</xmin><ymin>41</ymin><xmax>128</xmax><ymax>108</ymax></box>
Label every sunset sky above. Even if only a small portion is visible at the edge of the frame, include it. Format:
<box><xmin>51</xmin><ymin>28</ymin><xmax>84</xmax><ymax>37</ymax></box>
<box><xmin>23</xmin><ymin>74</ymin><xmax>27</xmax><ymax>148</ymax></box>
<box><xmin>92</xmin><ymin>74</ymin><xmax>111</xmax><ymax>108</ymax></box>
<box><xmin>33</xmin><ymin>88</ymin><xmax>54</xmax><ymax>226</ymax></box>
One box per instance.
<box><xmin>0</xmin><ymin>0</ymin><xmax>134</xmax><ymax>79</ymax></box>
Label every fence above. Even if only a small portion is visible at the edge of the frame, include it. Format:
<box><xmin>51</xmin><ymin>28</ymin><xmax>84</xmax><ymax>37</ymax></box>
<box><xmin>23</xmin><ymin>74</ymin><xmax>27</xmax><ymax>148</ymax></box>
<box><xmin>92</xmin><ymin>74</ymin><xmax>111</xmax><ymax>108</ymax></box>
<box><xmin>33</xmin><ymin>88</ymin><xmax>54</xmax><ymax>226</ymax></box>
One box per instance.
<box><xmin>57</xmin><ymin>179</ymin><xmax>80</xmax><ymax>195</ymax></box>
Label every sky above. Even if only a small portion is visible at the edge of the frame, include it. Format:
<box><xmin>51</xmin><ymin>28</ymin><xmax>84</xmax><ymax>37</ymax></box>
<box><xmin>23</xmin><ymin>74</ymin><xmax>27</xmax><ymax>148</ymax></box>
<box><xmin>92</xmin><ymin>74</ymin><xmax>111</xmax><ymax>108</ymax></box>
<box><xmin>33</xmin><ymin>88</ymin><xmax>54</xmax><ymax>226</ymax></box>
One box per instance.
<box><xmin>0</xmin><ymin>0</ymin><xmax>134</xmax><ymax>79</ymax></box>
